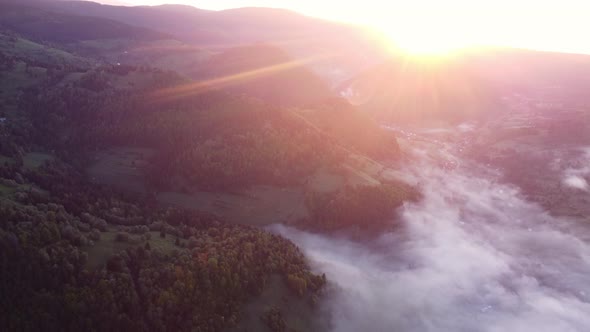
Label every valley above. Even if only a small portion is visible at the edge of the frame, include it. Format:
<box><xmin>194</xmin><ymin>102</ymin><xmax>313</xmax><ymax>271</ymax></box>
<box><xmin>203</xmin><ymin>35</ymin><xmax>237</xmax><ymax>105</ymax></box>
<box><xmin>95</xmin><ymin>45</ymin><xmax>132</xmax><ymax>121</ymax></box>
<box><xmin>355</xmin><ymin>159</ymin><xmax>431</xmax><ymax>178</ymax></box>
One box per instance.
<box><xmin>1</xmin><ymin>1</ymin><xmax>590</xmax><ymax>331</ymax></box>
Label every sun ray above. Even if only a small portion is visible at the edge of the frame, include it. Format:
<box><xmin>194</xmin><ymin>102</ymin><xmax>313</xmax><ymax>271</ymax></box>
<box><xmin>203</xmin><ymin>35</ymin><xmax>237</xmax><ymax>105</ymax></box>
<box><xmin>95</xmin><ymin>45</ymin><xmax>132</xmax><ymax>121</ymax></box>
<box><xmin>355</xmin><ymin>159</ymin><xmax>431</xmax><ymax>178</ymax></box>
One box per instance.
<box><xmin>152</xmin><ymin>52</ymin><xmax>334</xmax><ymax>102</ymax></box>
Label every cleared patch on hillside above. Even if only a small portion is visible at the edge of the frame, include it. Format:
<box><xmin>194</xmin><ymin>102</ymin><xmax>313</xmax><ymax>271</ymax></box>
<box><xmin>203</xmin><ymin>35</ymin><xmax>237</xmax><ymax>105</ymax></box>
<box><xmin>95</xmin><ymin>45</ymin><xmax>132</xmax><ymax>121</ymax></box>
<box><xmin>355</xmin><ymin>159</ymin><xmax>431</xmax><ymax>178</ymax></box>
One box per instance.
<box><xmin>305</xmin><ymin>161</ymin><xmax>382</xmax><ymax>194</ymax></box>
<box><xmin>23</xmin><ymin>152</ymin><xmax>53</xmax><ymax>170</ymax></box>
<box><xmin>0</xmin><ymin>155</ymin><xmax>14</xmax><ymax>165</ymax></box>
<box><xmin>306</xmin><ymin>168</ymin><xmax>347</xmax><ymax>193</ymax></box>
<box><xmin>0</xmin><ymin>184</ymin><xmax>16</xmax><ymax>196</ymax></box>
<box><xmin>159</xmin><ymin>185</ymin><xmax>309</xmax><ymax>226</ymax></box>
<box><xmin>88</xmin><ymin>147</ymin><xmax>154</xmax><ymax>192</ymax></box>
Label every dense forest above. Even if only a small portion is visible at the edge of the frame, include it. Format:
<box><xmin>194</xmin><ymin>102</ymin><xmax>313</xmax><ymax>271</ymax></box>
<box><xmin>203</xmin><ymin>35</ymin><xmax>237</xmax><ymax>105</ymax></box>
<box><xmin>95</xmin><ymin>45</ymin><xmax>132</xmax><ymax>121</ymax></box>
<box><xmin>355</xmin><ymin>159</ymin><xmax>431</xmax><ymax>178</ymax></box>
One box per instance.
<box><xmin>0</xmin><ymin>58</ymin><xmax>333</xmax><ymax>331</ymax></box>
<box><xmin>0</xmin><ymin>159</ymin><xmax>325</xmax><ymax>331</ymax></box>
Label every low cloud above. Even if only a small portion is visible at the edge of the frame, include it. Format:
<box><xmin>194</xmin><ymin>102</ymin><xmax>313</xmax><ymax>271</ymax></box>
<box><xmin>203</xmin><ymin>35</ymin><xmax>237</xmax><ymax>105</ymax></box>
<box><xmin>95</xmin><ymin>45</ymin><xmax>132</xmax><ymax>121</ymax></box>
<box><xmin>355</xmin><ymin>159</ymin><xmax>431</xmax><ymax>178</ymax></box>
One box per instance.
<box><xmin>564</xmin><ymin>175</ymin><xmax>588</xmax><ymax>190</ymax></box>
<box><xmin>561</xmin><ymin>147</ymin><xmax>590</xmax><ymax>191</ymax></box>
<box><xmin>271</xmin><ymin>142</ymin><xmax>590</xmax><ymax>332</ymax></box>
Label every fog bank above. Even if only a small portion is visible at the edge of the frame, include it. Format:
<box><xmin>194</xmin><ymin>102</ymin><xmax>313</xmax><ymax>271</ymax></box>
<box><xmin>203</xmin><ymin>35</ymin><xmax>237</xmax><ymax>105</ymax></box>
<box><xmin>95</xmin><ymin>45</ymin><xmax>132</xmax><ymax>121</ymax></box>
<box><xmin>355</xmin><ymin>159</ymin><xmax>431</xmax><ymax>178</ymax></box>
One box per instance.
<box><xmin>271</xmin><ymin>137</ymin><xmax>590</xmax><ymax>332</ymax></box>
<box><xmin>561</xmin><ymin>147</ymin><xmax>590</xmax><ymax>191</ymax></box>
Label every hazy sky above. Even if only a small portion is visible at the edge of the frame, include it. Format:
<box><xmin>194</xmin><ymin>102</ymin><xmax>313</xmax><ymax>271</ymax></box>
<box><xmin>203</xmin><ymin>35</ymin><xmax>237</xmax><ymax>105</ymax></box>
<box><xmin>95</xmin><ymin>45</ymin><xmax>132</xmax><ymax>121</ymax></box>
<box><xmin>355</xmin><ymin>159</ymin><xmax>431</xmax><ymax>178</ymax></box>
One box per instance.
<box><xmin>98</xmin><ymin>0</ymin><xmax>590</xmax><ymax>54</ymax></box>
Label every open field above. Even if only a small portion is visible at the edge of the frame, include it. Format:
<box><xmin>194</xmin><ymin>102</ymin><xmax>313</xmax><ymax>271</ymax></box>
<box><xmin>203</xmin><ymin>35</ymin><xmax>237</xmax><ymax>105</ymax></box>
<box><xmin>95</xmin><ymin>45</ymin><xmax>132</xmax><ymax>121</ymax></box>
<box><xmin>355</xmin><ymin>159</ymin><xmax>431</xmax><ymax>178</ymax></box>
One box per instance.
<box><xmin>0</xmin><ymin>184</ymin><xmax>15</xmax><ymax>196</ymax></box>
<box><xmin>0</xmin><ymin>155</ymin><xmax>14</xmax><ymax>165</ymax></box>
<box><xmin>88</xmin><ymin>147</ymin><xmax>154</xmax><ymax>192</ymax></box>
<box><xmin>159</xmin><ymin>185</ymin><xmax>309</xmax><ymax>226</ymax></box>
<box><xmin>23</xmin><ymin>152</ymin><xmax>53</xmax><ymax>170</ymax></box>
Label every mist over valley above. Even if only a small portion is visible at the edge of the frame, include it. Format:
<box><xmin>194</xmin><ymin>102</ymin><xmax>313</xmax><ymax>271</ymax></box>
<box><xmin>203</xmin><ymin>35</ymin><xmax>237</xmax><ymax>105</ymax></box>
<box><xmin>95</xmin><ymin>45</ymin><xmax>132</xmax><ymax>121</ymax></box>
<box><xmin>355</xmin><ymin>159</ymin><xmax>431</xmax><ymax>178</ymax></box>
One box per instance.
<box><xmin>0</xmin><ymin>1</ymin><xmax>589</xmax><ymax>331</ymax></box>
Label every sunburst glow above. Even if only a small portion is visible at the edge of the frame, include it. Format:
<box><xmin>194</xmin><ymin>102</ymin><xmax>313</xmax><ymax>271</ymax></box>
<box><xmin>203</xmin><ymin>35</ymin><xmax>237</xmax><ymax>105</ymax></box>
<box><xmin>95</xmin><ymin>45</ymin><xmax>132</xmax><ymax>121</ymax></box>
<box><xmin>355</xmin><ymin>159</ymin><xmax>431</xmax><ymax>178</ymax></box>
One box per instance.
<box><xmin>373</xmin><ymin>14</ymin><xmax>476</xmax><ymax>57</ymax></box>
<box><xmin>385</xmin><ymin>30</ymin><xmax>470</xmax><ymax>56</ymax></box>
<box><xmin>115</xmin><ymin>0</ymin><xmax>590</xmax><ymax>55</ymax></box>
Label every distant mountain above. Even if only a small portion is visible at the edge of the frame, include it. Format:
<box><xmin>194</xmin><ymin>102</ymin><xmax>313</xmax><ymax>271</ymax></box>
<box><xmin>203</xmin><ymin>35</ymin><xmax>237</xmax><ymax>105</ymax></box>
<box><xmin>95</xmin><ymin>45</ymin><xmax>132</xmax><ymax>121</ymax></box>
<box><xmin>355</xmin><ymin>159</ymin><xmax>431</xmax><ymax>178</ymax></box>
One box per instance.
<box><xmin>36</xmin><ymin>1</ymin><xmax>385</xmax><ymax>83</ymax></box>
<box><xmin>42</xmin><ymin>1</ymin><xmax>351</xmax><ymax>45</ymax></box>
<box><xmin>0</xmin><ymin>0</ymin><xmax>386</xmax><ymax>85</ymax></box>
<box><xmin>0</xmin><ymin>1</ymin><xmax>339</xmax><ymax>105</ymax></box>
<box><xmin>460</xmin><ymin>48</ymin><xmax>590</xmax><ymax>105</ymax></box>
<box><xmin>339</xmin><ymin>57</ymin><xmax>495</xmax><ymax>124</ymax></box>
<box><xmin>42</xmin><ymin>1</ymin><xmax>220</xmax><ymax>43</ymax></box>
<box><xmin>341</xmin><ymin>48</ymin><xmax>590</xmax><ymax>124</ymax></box>
<box><xmin>0</xmin><ymin>2</ymin><xmax>169</xmax><ymax>43</ymax></box>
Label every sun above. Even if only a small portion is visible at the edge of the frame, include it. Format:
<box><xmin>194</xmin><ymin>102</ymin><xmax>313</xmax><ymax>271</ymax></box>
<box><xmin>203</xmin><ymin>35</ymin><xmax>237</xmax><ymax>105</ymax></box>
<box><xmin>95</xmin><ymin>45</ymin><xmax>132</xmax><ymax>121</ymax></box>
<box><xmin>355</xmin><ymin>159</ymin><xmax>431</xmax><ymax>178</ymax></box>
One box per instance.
<box><xmin>376</xmin><ymin>25</ymin><xmax>472</xmax><ymax>57</ymax></box>
<box><xmin>395</xmin><ymin>36</ymin><xmax>464</xmax><ymax>56</ymax></box>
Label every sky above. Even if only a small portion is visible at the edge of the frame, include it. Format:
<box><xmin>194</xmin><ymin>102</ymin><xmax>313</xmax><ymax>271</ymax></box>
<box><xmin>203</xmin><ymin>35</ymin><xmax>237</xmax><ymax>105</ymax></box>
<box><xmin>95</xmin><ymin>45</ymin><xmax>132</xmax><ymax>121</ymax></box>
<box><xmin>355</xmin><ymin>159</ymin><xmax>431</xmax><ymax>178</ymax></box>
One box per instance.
<box><xmin>97</xmin><ymin>0</ymin><xmax>590</xmax><ymax>55</ymax></box>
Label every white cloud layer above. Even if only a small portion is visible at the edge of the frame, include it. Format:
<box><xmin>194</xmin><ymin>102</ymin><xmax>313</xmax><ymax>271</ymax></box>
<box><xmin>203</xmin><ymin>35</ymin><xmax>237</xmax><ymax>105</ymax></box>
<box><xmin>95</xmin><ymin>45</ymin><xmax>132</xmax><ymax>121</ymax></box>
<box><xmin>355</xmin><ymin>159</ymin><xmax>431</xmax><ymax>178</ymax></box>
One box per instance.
<box><xmin>271</xmin><ymin>141</ymin><xmax>590</xmax><ymax>332</ymax></box>
<box><xmin>564</xmin><ymin>175</ymin><xmax>588</xmax><ymax>190</ymax></box>
<box><xmin>562</xmin><ymin>147</ymin><xmax>590</xmax><ymax>191</ymax></box>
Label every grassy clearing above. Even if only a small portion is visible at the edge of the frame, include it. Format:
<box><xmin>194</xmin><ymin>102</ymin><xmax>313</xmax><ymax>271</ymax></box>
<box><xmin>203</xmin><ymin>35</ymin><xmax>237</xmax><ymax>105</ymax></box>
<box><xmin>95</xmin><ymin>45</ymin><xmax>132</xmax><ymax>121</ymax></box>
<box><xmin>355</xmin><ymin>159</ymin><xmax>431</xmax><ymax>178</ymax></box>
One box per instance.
<box><xmin>84</xmin><ymin>230</ymin><xmax>177</xmax><ymax>270</ymax></box>
<box><xmin>0</xmin><ymin>155</ymin><xmax>14</xmax><ymax>165</ymax></box>
<box><xmin>23</xmin><ymin>152</ymin><xmax>53</xmax><ymax>170</ymax></box>
<box><xmin>343</xmin><ymin>164</ymin><xmax>381</xmax><ymax>187</ymax></box>
<box><xmin>88</xmin><ymin>147</ymin><xmax>154</xmax><ymax>192</ymax></box>
<box><xmin>0</xmin><ymin>184</ymin><xmax>16</xmax><ymax>196</ymax></box>
<box><xmin>306</xmin><ymin>168</ymin><xmax>346</xmax><ymax>193</ymax></box>
<box><xmin>305</xmin><ymin>157</ymin><xmax>384</xmax><ymax>194</ymax></box>
<box><xmin>159</xmin><ymin>185</ymin><xmax>309</xmax><ymax>226</ymax></box>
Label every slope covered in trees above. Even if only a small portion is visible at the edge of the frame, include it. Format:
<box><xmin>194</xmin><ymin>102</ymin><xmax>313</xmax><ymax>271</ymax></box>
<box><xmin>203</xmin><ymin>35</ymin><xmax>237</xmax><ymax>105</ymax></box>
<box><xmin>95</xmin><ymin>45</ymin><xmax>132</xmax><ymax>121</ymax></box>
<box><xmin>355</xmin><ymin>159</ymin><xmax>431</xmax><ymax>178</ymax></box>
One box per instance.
<box><xmin>0</xmin><ymin>11</ymin><xmax>414</xmax><ymax>331</ymax></box>
<box><xmin>0</xmin><ymin>157</ymin><xmax>326</xmax><ymax>331</ymax></box>
<box><xmin>0</xmin><ymin>44</ymin><xmax>332</xmax><ymax>331</ymax></box>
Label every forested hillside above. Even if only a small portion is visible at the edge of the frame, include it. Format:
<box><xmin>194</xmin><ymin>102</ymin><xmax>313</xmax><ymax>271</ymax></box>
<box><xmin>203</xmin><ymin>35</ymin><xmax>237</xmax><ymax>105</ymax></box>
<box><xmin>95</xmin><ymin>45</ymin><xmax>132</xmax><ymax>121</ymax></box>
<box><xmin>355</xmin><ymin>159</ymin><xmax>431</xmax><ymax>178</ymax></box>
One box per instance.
<box><xmin>0</xmin><ymin>6</ymin><xmax>413</xmax><ymax>331</ymax></box>
<box><xmin>0</xmin><ymin>44</ymin><xmax>330</xmax><ymax>332</ymax></box>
